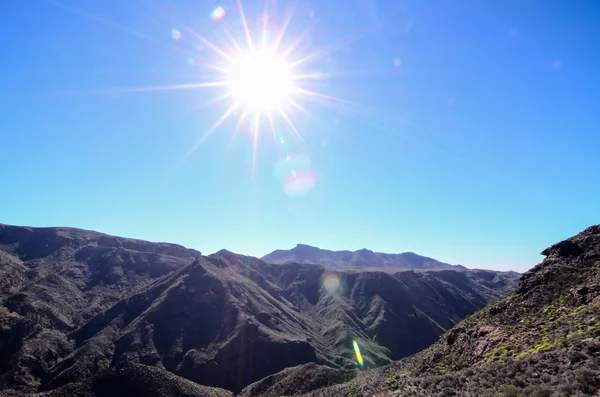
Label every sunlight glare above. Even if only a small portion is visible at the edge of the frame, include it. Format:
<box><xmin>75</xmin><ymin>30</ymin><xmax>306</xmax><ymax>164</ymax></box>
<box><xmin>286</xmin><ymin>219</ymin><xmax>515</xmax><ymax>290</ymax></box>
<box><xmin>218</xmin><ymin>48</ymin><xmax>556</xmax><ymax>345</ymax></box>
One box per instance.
<box><xmin>211</xmin><ymin>6</ymin><xmax>226</xmax><ymax>21</ymax></box>
<box><xmin>274</xmin><ymin>153</ymin><xmax>316</xmax><ymax>197</ymax></box>
<box><xmin>104</xmin><ymin>0</ymin><xmax>356</xmax><ymax>181</ymax></box>
<box><xmin>226</xmin><ymin>50</ymin><xmax>296</xmax><ymax>112</ymax></box>
<box><xmin>283</xmin><ymin>169</ymin><xmax>316</xmax><ymax>196</ymax></box>
<box><xmin>353</xmin><ymin>340</ymin><xmax>364</xmax><ymax>367</ymax></box>
<box><xmin>323</xmin><ymin>272</ymin><xmax>341</xmax><ymax>293</ymax></box>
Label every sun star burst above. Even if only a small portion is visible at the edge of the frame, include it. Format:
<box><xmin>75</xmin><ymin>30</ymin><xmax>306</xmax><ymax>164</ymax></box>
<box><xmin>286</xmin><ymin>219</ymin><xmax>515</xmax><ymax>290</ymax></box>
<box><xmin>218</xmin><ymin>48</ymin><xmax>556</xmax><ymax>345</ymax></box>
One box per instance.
<box><xmin>225</xmin><ymin>49</ymin><xmax>296</xmax><ymax>113</ymax></box>
<box><xmin>86</xmin><ymin>0</ymin><xmax>356</xmax><ymax>185</ymax></box>
<box><xmin>178</xmin><ymin>0</ymin><xmax>346</xmax><ymax>163</ymax></box>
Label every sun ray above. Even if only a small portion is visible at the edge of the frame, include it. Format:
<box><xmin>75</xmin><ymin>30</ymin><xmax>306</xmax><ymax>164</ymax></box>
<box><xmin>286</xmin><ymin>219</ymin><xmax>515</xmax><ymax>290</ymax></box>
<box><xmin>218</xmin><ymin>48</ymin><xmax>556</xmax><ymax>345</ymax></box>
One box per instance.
<box><xmin>260</xmin><ymin>0</ymin><xmax>270</xmax><ymax>50</ymax></box>
<box><xmin>295</xmin><ymin>87</ymin><xmax>359</xmax><ymax>106</ymax></box>
<box><xmin>64</xmin><ymin>81</ymin><xmax>231</xmax><ymax>97</ymax></box>
<box><xmin>278</xmin><ymin>108</ymin><xmax>309</xmax><ymax>150</ymax></box>
<box><xmin>197</xmin><ymin>92</ymin><xmax>233</xmax><ymax>110</ymax></box>
<box><xmin>289</xmin><ymin>72</ymin><xmax>327</xmax><ymax>81</ymax></box>
<box><xmin>196</xmin><ymin>63</ymin><xmax>230</xmax><ymax>74</ymax></box>
<box><xmin>271</xmin><ymin>2</ymin><xmax>297</xmax><ymax>53</ymax></box>
<box><xmin>296</xmin><ymin>89</ymin><xmax>372</xmax><ymax>119</ymax></box>
<box><xmin>235</xmin><ymin>107</ymin><xmax>251</xmax><ymax>132</ymax></box>
<box><xmin>251</xmin><ymin>114</ymin><xmax>261</xmax><ymax>178</ymax></box>
<box><xmin>287</xmin><ymin>98</ymin><xmax>308</xmax><ymax>115</ymax></box>
<box><xmin>280</xmin><ymin>26</ymin><xmax>312</xmax><ymax>59</ymax></box>
<box><xmin>225</xmin><ymin>107</ymin><xmax>251</xmax><ymax>150</ymax></box>
<box><xmin>179</xmin><ymin>102</ymin><xmax>241</xmax><ymax>167</ymax></box>
<box><xmin>288</xmin><ymin>68</ymin><xmax>383</xmax><ymax>81</ymax></box>
<box><xmin>267</xmin><ymin>112</ymin><xmax>279</xmax><ymax>145</ymax></box>
<box><xmin>189</xmin><ymin>30</ymin><xmax>235</xmax><ymax>63</ymax></box>
<box><xmin>236</xmin><ymin>0</ymin><xmax>254</xmax><ymax>50</ymax></box>
<box><xmin>44</xmin><ymin>0</ymin><xmax>165</xmax><ymax>49</ymax></box>
<box><xmin>223</xmin><ymin>28</ymin><xmax>244</xmax><ymax>54</ymax></box>
<box><xmin>149</xmin><ymin>72</ymin><xmax>218</xmax><ymax>80</ymax></box>
<box><xmin>288</xmin><ymin>26</ymin><xmax>378</xmax><ymax>68</ymax></box>
<box><xmin>122</xmin><ymin>1</ymin><xmax>230</xmax><ymax>63</ymax></box>
<box><xmin>120</xmin><ymin>81</ymin><xmax>230</xmax><ymax>93</ymax></box>
<box><xmin>291</xmin><ymin>70</ymin><xmax>377</xmax><ymax>80</ymax></box>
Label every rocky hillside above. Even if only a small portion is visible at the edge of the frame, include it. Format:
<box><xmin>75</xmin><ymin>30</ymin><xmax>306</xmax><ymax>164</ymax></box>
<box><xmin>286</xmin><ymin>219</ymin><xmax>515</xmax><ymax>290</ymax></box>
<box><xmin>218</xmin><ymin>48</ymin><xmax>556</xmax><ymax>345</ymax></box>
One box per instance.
<box><xmin>0</xmin><ymin>224</ymin><xmax>519</xmax><ymax>396</ymax></box>
<box><xmin>279</xmin><ymin>225</ymin><xmax>600</xmax><ymax>396</ymax></box>
<box><xmin>0</xmin><ymin>224</ymin><xmax>202</xmax><ymax>394</ymax></box>
<box><xmin>262</xmin><ymin>244</ymin><xmax>466</xmax><ymax>270</ymax></box>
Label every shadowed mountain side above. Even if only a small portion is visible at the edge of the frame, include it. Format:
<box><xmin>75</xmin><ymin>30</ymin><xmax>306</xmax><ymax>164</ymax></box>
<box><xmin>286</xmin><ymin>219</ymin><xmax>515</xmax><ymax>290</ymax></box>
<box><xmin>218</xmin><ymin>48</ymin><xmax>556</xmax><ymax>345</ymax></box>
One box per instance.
<box><xmin>291</xmin><ymin>225</ymin><xmax>600</xmax><ymax>396</ymax></box>
<box><xmin>0</xmin><ymin>224</ymin><xmax>519</xmax><ymax>395</ymax></box>
<box><xmin>262</xmin><ymin>244</ymin><xmax>467</xmax><ymax>270</ymax></box>
<box><xmin>38</xmin><ymin>254</ymin><xmax>517</xmax><ymax>393</ymax></box>
<box><xmin>1</xmin><ymin>364</ymin><xmax>234</xmax><ymax>397</ymax></box>
<box><xmin>238</xmin><ymin>363</ymin><xmax>355</xmax><ymax>397</ymax></box>
<box><xmin>0</xmin><ymin>224</ymin><xmax>200</xmax><ymax>392</ymax></box>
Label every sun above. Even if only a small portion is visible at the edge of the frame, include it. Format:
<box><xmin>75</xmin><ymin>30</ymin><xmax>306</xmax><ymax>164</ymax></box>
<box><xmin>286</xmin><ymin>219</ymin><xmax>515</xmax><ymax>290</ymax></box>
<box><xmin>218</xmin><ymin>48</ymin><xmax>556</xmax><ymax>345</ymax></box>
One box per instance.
<box><xmin>226</xmin><ymin>50</ymin><xmax>296</xmax><ymax>113</ymax></box>
<box><xmin>102</xmin><ymin>0</ymin><xmax>356</xmax><ymax>172</ymax></box>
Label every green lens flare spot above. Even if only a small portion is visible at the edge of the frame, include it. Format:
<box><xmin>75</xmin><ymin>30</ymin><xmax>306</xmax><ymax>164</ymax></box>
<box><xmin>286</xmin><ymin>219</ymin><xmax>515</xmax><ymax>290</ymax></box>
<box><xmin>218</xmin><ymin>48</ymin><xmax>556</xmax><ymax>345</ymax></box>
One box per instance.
<box><xmin>353</xmin><ymin>340</ymin><xmax>364</xmax><ymax>367</ymax></box>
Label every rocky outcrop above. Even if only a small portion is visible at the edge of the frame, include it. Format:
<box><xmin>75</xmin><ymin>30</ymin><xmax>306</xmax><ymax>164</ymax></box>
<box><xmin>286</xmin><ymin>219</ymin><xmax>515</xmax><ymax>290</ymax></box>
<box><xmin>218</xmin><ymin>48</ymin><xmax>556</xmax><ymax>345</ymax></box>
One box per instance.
<box><xmin>239</xmin><ymin>363</ymin><xmax>354</xmax><ymax>397</ymax></box>
<box><xmin>45</xmin><ymin>364</ymin><xmax>234</xmax><ymax>397</ymax></box>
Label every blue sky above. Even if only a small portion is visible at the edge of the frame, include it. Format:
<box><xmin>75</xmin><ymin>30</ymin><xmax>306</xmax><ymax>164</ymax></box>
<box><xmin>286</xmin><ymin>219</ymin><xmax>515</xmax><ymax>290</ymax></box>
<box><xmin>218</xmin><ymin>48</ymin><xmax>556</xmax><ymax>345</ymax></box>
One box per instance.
<box><xmin>1</xmin><ymin>0</ymin><xmax>598</xmax><ymax>272</ymax></box>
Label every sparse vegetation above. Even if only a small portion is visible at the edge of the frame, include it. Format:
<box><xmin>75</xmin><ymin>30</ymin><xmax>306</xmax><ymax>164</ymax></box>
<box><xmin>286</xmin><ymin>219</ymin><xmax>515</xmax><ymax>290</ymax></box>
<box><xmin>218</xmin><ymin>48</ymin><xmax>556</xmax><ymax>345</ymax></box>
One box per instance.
<box><xmin>294</xmin><ymin>225</ymin><xmax>600</xmax><ymax>396</ymax></box>
<box><xmin>2</xmin><ymin>224</ymin><xmax>600</xmax><ymax>396</ymax></box>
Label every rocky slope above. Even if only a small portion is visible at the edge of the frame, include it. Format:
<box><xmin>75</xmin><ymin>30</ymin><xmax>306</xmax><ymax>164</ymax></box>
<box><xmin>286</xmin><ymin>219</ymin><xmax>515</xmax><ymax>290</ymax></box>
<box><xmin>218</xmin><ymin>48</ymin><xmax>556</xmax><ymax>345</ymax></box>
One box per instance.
<box><xmin>2</xmin><ymin>363</ymin><xmax>234</xmax><ymax>397</ymax></box>
<box><xmin>278</xmin><ymin>225</ymin><xmax>600</xmax><ymax>396</ymax></box>
<box><xmin>0</xmin><ymin>224</ymin><xmax>202</xmax><ymax>392</ymax></box>
<box><xmin>262</xmin><ymin>244</ymin><xmax>466</xmax><ymax>270</ymax></box>
<box><xmin>0</xmin><ymin>224</ymin><xmax>519</xmax><ymax>395</ymax></box>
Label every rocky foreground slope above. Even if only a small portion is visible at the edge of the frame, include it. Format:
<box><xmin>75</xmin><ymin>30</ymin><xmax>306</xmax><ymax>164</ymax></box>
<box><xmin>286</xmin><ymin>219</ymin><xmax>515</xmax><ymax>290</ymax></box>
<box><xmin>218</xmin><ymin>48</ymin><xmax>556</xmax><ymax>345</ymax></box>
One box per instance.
<box><xmin>0</xmin><ymin>224</ymin><xmax>518</xmax><ymax>396</ymax></box>
<box><xmin>261</xmin><ymin>225</ymin><xmax>600</xmax><ymax>397</ymax></box>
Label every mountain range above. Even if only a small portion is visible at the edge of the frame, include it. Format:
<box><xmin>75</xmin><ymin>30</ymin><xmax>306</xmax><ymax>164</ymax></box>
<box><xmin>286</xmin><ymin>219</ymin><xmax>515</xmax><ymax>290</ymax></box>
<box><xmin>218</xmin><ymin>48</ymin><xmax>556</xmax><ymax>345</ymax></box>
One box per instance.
<box><xmin>262</xmin><ymin>244</ymin><xmax>467</xmax><ymax>270</ymax></box>
<box><xmin>9</xmin><ymin>224</ymin><xmax>600</xmax><ymax>396</ymax></box>
<box><xmin>0</xmin><ymin>223</ymin><xmax>519</xmax><ymax>396</ymax></box>
<box><xmin>245</xmin><ymin>225</ymin><xmax>600</xmax><ymax>396</ymax></box>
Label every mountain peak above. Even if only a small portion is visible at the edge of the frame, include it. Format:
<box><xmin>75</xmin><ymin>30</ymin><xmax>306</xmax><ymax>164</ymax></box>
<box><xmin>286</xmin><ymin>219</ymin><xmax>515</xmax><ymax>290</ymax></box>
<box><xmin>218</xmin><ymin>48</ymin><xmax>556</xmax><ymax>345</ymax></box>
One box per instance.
<box><xmin>295</xmin><ymin>243</ymin><xmax>315</xmax><ymax>247</ymax></box>
<box><xmin>262</xmin><ymin>245</ymin><xmax>459</xmax><ymax>270</ymax></box>
<box><xmin>278</xmin><ymin>224</ymin><xmax>600</xmax><ymax>396</ymax></box>
<box><xmin>293</xmin><ymin>243</ymin><xmax>319</xmax><ymax>251</ymax></box>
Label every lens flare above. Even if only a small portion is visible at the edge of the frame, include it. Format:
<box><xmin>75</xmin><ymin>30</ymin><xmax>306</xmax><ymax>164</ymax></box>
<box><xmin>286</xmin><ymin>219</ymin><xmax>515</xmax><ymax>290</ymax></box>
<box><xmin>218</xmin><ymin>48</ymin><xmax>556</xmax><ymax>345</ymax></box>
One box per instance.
<box><xmin>322</xmin><ymin>272</ymin><xmax>340</xmax><ymax>292</ymax></box>
<box><xmin>274</xmin><ymin>153</ymin><xmax>316</xmax><ymax>197</ymax></box>
<box><xmin>171</xmin><ymin>28</ymin><xmax>181</xmax><ymax>41</ymax></box>
<box><xmin>552</xmin><ymin>59</ymin><xmax>562</xmax><ymax>70</ymax></box>
<box><xmin>211</xmin><ymin>6</ymin><xmax>226</xmax><ymax>21</ymax></box>
<box><xmin>283</xmin><ymin>170</ymin><xmax>316</xmax><ymax>197</ymax></box>
<box><xmin>353</xmin><ymin>340</ymin><xmax>364</xmax><ymax>367</ymax></box>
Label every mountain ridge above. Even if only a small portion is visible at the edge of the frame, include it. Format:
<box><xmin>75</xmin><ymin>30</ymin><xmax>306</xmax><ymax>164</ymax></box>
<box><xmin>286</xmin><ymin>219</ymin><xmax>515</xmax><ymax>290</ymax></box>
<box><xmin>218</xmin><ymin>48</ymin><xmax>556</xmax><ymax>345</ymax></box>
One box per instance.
<box><xmin>262</xmin><ymin>244</ymin><xmax>468</xmax><ymax>270</ymax></box>
<box><xmin>256</xmin><ymin>224</ymin><xmax>600</xmax><ymax>397</ymax></box>
<box><xmin>0</xmin><ymin>223</ymin><xmax>519</xmax><ymax>395</ymax></box>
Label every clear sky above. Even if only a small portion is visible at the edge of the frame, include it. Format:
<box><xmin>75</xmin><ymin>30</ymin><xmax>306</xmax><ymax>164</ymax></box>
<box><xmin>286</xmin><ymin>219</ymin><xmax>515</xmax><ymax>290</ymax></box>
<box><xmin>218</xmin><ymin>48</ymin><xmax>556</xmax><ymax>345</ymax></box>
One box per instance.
<box><xmin>1</xmin><ymin>0</ymin><xmax>598</xmax><ymax>272</ymax></box>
